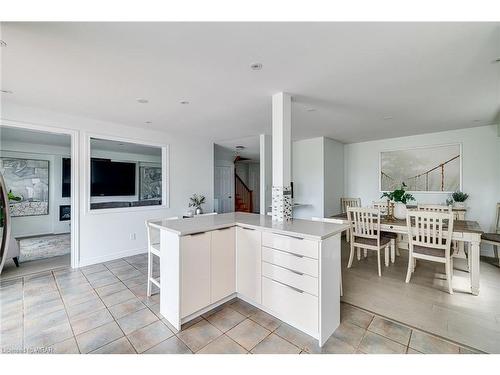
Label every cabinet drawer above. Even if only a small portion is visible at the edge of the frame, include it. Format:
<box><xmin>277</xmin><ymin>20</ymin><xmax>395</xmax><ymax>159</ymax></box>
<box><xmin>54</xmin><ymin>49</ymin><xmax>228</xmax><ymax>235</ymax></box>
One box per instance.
<box><xmin>262</xmin><ymin>246</ymin><xmax>318</xmax><ymax>277</ymax></box>
<box><xmin>262</xmin><ymin>261</ymin><xmax>318</xmax><ymax>296</ymax></box>
<box><xmin>262</xmin><ymin>232</ymin><xmax>318</xmax><ymax>259</ymax></box>
<box><xmin>262</xmin><ymin>276</ymin><xmax>318</xmax><ymax>334</ymax></box>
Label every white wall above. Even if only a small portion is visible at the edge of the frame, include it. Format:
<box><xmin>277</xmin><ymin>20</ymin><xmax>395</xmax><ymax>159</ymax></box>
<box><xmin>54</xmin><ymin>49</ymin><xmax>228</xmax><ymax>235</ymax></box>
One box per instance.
<box><xmin>260</xmin><ymin>134</ymin><xmax>272</xmax><ymax>215</ymax></box>
<box><xmin>344</xmin><ymin>125</ymin><xmax>500</xmax><ymax>255</ymax></box>
<box><xmin>2</xmin><ymin>103</ymin><xmax>214</xmax><ymax>266</ymax></box>
<box><xmin>292</xmin><ymin>137</ymin><xmax>324</xmax><ymax>219</ymax></box>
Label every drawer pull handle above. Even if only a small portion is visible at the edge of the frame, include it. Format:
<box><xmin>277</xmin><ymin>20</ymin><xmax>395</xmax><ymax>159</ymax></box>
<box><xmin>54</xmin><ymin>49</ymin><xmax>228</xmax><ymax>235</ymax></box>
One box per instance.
<box><xmin>289</xmin><ymin>269</ymin><xmax>304</xmax><ymax>276</ymax></box>
<box><xmin>272</xmin><ymin>232</ymin><xmax>304</xmax><ymax>240</ymax></box>
<box><xmin>287</xmin><ymin>251</ymin><xmax>305</xmax><ymax>258</ymax></box>
<box><xmin>272</xmin><ymin>279</ymin><xmax>305</xmax><ymax>294</ymax></box>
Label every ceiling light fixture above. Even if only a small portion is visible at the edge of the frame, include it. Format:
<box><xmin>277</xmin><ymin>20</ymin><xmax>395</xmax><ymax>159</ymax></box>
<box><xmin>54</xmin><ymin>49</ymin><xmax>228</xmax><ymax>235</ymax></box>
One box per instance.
<box><xmin>136</xmin><ymin>98</ymin><xmax>149</xmax><ymax>104</ymax></box>
<box><xmin>0</xmin><ymin>40</ymin><xmax>6</xmax><ymax>47</ymax></box>
<box><xmin>235</xmin><ymin>146</ymin><xmax>245</xmax><ymax>150</ymax></box>
<box><xmin>383</xmin><ymin>116</ymin><xmax>393</xmax><ymax>120</ymax></box>
<box><xmin>306</xmin><ymin>108</ymin><xmax>316</xmax><ymax>112</ymax></box>
<box><xmin>494</xmin><ymin>57</ymin><xmax>500</xmax><ymax>63</ymax></box>
<box><xmin>0</xmin><ymin>89</ymin><xmax>13</xmax><ymax>94</ymax></box>
<box><xmin>145</xmin><ymin>121</ymin><xmax>152</xmax><ymax>124</ymax></box>
<box><xmin>250</xmin><ymin>63</ymin><xmax>263</xmax><ymax>70</ymax></box>
<box><xmin>180</xmin><ymin>100</ymin><xmax>189</xmax><ymax>105</ymax></box>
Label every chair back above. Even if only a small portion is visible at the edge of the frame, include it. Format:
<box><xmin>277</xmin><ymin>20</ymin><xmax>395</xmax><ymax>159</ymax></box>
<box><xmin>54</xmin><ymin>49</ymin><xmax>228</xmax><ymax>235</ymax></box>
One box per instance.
<box><xmin>417</xmin><ymin>204</ymin><xmax>452</xmax><ymax>213</ymax></box>
<box><xmin>406</xmin><ymin>210</ymin><xmax>453</xmax><ymax>254</ymax></box>
<box><xmin>347</xmin><ymin>207</ymin><xmax>380</xmax><ymax>242</ymax></box>
<box><xmin>495</xmin><ymin>203</ymin><xmax>500</xmax><ymax>234</ymax></box>
<box><xmin>340</xmin><ymin>198</ymin><xmax>361</xmax><ymax>213</ymax></box>
<box><xmin>373</xmin><ymin>201</ymin><xmax>389</xmax><ymax>215</ymax></box>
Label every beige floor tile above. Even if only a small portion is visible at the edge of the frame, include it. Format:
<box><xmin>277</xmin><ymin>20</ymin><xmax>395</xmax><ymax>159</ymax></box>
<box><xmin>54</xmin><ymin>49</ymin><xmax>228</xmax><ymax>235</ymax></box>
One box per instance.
<box><xmin>409</xmin><ymin>330</ymin><xmax>460</xmax><ymax>354</ymax></box>
<box><xmin>116</xmin><ymin>308</ymin><xmax>159</xmax><ymax>335</ymax></box>
<box><xmin>249</xmin><ymin>310</ymin><xmax>282</xmax><ymax>331</ymax></box>
<box><xmin>358</xmin><ymin>331</ymin><xmax>407</xmax><ymax>354</ymax></box>
<box><xmin>65</xmin><ymin>297</ymin><xmax>106</xmax><ymax>320</ymax></box>
<box><xmin>76</xmin><ymin>321</ymin><xmax>124</xmax><ymax>354</ymax></box>
<box><xmin>310</xmin><ymin>336</ymin><xmax>356</xmax><ymax>354</ymax></box>
<box><xmin>251</xmin><ymin>333</ymin><xmax>300</xmax><ymax>354</ymax></box>
<box><xmin>88</xmin><ymin>275</ymin><xmax>120</xmax><ymax>289</ymax></box>
<box><xmin>80</xmin><ymin>263</ymin><xmax>108</xmax><ymax>276</ymax></box>
<box><xmin>205</xmin><ymin>307</ymin><xmax>246</xmax><ymax>332</ymax></box>
<box><xmin>178</xmin><ymin>319</ymin><xmax>223</xmax><ymax>352</ymax></box>
<box><xmin>274</xmin><ymin>323</ymin><xmax>319</xmax><ymax>352</ymax></box>
<box><xmin>90</xmin><ymin>337</ymin><xmax>136</xmax><ymax>354</ymax></box>
<box><xmin>50</xmin><ymin>337</ymin><xmax>80</xmax><ymax>354</ymax></box>
<box><xmin>228</xmin><ymin>299</ymin><xmax>259</xmax><ymax>317</ymax></box>
<box><xmin>24</xmin><ymin>297</ymin><xmax>66</xmax><ymax>319</ymax></box>
<box><xmin>24</xmin><ymin>320</ymin><xmax>74</xmax><ymax>349</ymax></box>
<box><xmin>127</xmin><ymin>320</ymin><xmax>174</xmax><ymax>353</ymax></box>
<box><xmin>70</xmin><ymin>308</ymin><xmax>114</xmax><ymax>335</ymax></box>
<box><xmin>62</xmin><ymin>289</ymin><xmax>99</xmax><ymax>306</ymax></box>
<box><xmin>407</xmin><ymin>347</ymin><xmax>422</xmax><ymax>354</ymax></box>
<box><xmin>25</xmin><ymin>309</ymin><xmax>69</xmax><ymax>331</ymax></box>
<box><xmin>226</xmin><ymin>319</ymin><xmax>271</xmax><ymax>351</ymax></box>
<box><xmin>101</xmin><ymin>289</ymin><xmax>136</xmax><ymax>307</ymax></box>
<box><xmin>108</xmin><ymin>298</ymin><xmax>146</xmax><ymax>319</ymax></box>
<box><xmin>121</xmin><ymin>275</ymin><xmax>146</xmax><ymax>288</ymax></box>
<box><xmin>332</xmin><ymin>321</ymin><xmax>366</xmax><ymax>348</ymax></box>
<box><xmin>368</xmin><ymin>316</ymin><xmax>412</xmax><ymax>345</ymax></box>
<box><xmin>95</xmin><ymin>281</ymin><xmax>127</xmax><ymax>298</ymax></box>
<box><xmin>341</xmin><ymin>303</ymin><xmax>374</xmax><ymax>329</ymax></box>
<box><xmin>144</xmin><ymin>336</ymin><xmax>192</xmax><ymax>354</ymax></box>
<box><xmin>197</xmin><ymin>335</ymin><xmax>247</xmax><ymax>354</ymax></box>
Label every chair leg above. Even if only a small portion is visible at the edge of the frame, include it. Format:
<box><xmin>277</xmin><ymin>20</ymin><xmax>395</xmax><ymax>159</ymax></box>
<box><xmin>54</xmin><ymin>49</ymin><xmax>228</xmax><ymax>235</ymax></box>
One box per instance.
<box><xmin>494</xmin><ymin>245</ymin><xmax>499</xmax><ymax>267</ymax></box>
<box><xmin>347</xmin><ymin>242</ymin><xmax>355</xmax><ymax>269</ymax></box>
<box><xmin>405</xmin><ymin>253</ymin><xmax>413</xmax><ymax>283</ymax></box>
<box><xmin>346</xmin><ymin>228</ymin><xmax>350</xmax><ymax>243</ymax></box>
<box><xmin>446</xmin><ymin>258</ymin><xmax>454</xmax><ymax>295</ymax></box>
<box><xmin>147</xmin><ymin>251</ymin><xmax>152</xmax><ymax>297</ymax></box>
<box><xmin>384</xmin><ymin>245</ymin><xmax>389</xmax><ymax>267</ymax></box>
<box><xmin>363</xmin><ymin>249</ymin><xmax>368</xmax><ymax>258</ymax></box>
<box><xmin>357</xmin><ymin>247</ymin><xmax>361</xmax><ymax>261</ymax></box>
<box><xmin>390</xmin><ymin>239</ymin><xmax>395</xmax><ymax>263</ymax></box>
<box><xmin>13</xmin><ymin>257</ymin><xmax>19</xmax><ymax>267</ymax></box>
<box><xmin>377</xmin><ymin>250</ymin><xmax>382</xmax><ymax>277</ymax></box>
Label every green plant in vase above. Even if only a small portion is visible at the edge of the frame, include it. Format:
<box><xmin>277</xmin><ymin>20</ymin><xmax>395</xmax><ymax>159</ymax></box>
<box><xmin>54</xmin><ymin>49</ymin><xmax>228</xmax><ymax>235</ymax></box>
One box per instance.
<box><xmin>452</xmin><ymin>191</ymin><xmax>468</xmax><ymax>209</ymax></box>
<box><xmin>189</xmin><ymin>194</ymin><xmax>206</xmax><ymax>215</ymax></box>
<box><xmin>381</xmin><ymin>183</ymin><xmax>415</xmax><ymax>220</ymax></box>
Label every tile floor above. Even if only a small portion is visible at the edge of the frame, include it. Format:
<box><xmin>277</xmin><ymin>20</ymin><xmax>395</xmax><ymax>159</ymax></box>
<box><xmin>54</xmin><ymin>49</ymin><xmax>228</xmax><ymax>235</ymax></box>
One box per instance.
<box><xmin>0</xmin><ymin>253</ymin><xmax>481</xmax><ymax>354</ymax></box>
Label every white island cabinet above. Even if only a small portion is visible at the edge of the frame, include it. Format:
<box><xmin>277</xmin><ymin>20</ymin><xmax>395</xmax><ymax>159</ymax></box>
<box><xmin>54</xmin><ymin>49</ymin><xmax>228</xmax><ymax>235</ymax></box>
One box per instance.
<box><xmin>151</xmin><ymin>212</ymin><xmax>347</xmax><ymax>347</ymax></box>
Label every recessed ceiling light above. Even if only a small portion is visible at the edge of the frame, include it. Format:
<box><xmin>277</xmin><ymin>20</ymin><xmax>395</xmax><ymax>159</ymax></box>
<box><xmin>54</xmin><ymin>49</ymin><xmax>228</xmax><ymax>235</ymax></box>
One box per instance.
<box><xmin>180</xmin><ymin>100</ymin><xmax>189</xmax><ymax>105</ymax></box>
<box><xmin>235</xmin><ymin>145</ymin><xmax>245</xmax><ymax>150</ymax></box>
<box><xmin>473</xmin><ymin>119</ymin><xmax>481</xmax><ymax>122</ymax></box>
<box><xmin>250</xmin><ymin>63</ymin><xmax>263</xmax><ymax>70</ymax></box>
<box><xmin>136</xmin><ymin>98</ymin><xmax>149</xmax><ymax>104</ymax></box>
<box><xmin>383</xmin><ymin>116</ymin><xmax>393</xmax><ymax>120</ymax></box>
<box><xmin>494</xmin><ymin>57</ymin><xmax>500</xmax><ymax>63</ymax></box>
<box><xmin>306</xmin><ymin>108</ymin><xmax>316</xmax><ymax>112</ymax></box>
<box><xmin>145</xmin><ymin>121</ymin><xmax>152</xmax><ymax>124</ymax></box>
<box><xmin>0</xmin><ymin>89</ymin><xmax>13</xmax><ymax>94</ymax></box>
<box><xmin>0</xmin><ymin>40</ymin><xmax>6</xmax><ymax>47</ymax></box>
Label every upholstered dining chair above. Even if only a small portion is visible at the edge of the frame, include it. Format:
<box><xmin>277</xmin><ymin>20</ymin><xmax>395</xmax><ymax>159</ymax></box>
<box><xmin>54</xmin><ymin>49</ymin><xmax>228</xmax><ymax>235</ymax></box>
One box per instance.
<box><xmin>481</xmin><ymin>203</ymin><xmax>500</xmax><ymax>267</ymax></box>
<box><xmin>405</xmin><ymin>210</ymin><xmax>455</xmax><ymax>294</ymax></box>
<box><xmin>347</xmin><ymin>207</ymin><xmax>391</xmax><ymax>277</ymax></box>
<box><xmin>146</xmin><ymin>216</ymin><xmax>179</xmax><ymax>297</ymax></box>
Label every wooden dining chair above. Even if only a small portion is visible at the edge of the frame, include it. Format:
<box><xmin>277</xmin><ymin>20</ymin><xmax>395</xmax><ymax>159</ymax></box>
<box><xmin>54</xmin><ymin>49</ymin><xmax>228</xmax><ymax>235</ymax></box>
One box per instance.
<box><xmin>347</xmin><ymin>207</ymin><xmax>391</xmax><ymax>277</ymax></box>
<box><xmin>341</xmin><ymin>198</ymin><xmax>361</xmax><ymax>243</ymax></box>
<box><xmin>373</xmin><ymin>201</ymin><xmax>398</xmax><ymax>262</ymax></box>
<box><xmin>146</xmin><ymin>216</ymin><xmax>179</xmax><ymax>297</ymax></box>
<box><xmin>481</xmin><ymin>203</ymin><xmax>500</xmax><ymax>267</ymax></box>
<box><xmin>405</xmin><ymin>210</ymin><xmax>455</xmax><ymax>294</ymax></box>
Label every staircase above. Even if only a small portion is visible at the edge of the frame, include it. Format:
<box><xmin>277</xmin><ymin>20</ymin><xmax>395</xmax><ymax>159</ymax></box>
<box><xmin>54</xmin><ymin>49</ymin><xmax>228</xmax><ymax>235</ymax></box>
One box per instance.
<box><xmin>235</xmin><ymin>174</ymin><xmax>253</xmax><ymax>213</ymax></box>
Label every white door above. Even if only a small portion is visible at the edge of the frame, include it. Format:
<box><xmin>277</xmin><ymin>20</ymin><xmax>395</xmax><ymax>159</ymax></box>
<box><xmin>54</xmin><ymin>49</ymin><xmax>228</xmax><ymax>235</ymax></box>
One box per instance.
<box><xmin>215</xmin><ymin>166</ymin><xmax>233</xmax><ymax>213</ymax></box>
<box><xmin>236</xmin><ymin>227</ymin><xmax>262</xmax><ymax>304</ymax></box>
<box><xmin>211</xmin><ymin>227</ymin><xmax>236</xmax><ymax>302</ymax></box>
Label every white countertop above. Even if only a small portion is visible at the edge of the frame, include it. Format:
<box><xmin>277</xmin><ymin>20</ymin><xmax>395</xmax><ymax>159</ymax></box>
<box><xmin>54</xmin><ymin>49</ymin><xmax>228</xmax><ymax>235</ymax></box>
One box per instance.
<box><xmin>149</xmin><ymin>212</ymin><xmax>348</xmax><ymax>240</ymax></box>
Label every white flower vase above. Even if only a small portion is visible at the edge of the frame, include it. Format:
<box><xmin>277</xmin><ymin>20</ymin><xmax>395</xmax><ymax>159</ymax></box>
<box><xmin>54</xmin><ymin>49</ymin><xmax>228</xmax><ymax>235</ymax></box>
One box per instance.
<box><xmin>453</xmin><ymin>202</ymin><xmax>466</xmax><ymax>209</ymax></box>
<box><xmin>393</xmin><ymin>202</ymin><xmax>407</xmax><ymax>220</ymax></box>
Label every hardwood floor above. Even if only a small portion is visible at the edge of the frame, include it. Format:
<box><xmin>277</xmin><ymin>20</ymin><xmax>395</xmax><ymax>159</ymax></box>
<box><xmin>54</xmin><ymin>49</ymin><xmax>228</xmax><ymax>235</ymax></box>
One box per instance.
<box><xmin>341</xmin><ymin>240</ymin><xmax>500</xmax><ymax>353</ymax></box>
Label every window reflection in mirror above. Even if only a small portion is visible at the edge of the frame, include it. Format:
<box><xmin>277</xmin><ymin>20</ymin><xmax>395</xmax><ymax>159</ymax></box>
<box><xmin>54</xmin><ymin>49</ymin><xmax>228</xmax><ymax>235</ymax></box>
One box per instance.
<box><xmin>89</xmin><ymin>138</ymin><xmax>164</xmax><ymax>210</ymax></box>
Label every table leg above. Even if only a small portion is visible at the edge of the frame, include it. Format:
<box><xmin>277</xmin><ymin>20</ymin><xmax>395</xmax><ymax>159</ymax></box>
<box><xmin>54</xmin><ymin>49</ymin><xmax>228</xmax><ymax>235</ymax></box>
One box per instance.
<box><xmin>469</xmin><ymin>240</ymin><xmax>480</xmax><ymax>295</ymax></box>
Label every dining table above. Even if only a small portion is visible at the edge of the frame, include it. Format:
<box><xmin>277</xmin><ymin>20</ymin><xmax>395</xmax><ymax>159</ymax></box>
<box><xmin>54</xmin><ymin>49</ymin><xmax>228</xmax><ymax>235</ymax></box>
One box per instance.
<box><xmin>330</xmin><ymin>212</ymin><xmax>484</xmax><ymax>295</ymax></box>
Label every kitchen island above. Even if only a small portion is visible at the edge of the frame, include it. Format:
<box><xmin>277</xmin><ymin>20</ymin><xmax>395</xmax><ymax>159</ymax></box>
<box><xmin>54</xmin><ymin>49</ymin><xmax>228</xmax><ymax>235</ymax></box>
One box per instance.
<box><xmin>149</xmin><ymin>212</ymin><xmax>348</xmax><ymax>346</ymax></box>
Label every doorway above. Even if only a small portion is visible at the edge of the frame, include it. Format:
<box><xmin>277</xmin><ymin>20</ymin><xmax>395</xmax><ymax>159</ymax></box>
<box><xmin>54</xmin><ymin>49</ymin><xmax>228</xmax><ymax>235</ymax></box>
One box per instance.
<box><xmin>0</xmin><ymin>123</ymin><xmax>78</xmax><ymax>279</ymax></box>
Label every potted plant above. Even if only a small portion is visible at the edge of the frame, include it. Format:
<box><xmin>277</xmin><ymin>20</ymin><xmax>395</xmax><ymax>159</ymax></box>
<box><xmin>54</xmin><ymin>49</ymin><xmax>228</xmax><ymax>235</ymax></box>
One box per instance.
<box><xmin>452</xmin><ymin>191</ymin><xmax>469</xmax><ymax>209</ymax></box>
<box><xmin>189</xmin><ymin>194</ymin><xmax>206</xmax><ymax>215</ymax></box>
<box><xmin>381</xmin><ymin>183</ymin><xmax>415</xmax><ymax>220</ymax></box>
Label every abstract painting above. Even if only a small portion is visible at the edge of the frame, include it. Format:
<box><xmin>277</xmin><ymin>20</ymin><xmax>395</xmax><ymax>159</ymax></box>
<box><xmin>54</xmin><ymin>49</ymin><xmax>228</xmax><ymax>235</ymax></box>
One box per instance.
<box><xmin>139</xmin><ymin>165</ymin><xmax>162</xmax><ymax>200</ymax></box>
<box><xmin>380</xmin><ymin>144</ymin><xmax>461</xmax><ymax>192</ymax></box>
<box><xmin>0</xmin><ymin>157</ymin><xmax>49</xmax><ymax>216</ymax></box>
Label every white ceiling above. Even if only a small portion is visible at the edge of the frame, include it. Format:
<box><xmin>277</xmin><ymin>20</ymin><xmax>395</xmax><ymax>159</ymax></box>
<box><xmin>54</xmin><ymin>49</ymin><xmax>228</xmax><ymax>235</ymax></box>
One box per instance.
<box><xmin>1</xmin><ymin>22</ymin><xmax>499</xmax><ymax>144</ymax></box>
<box><xmin>216</xmin><ymin>136</ymin><xmax>260</xmax><ymax>161</ymax></box>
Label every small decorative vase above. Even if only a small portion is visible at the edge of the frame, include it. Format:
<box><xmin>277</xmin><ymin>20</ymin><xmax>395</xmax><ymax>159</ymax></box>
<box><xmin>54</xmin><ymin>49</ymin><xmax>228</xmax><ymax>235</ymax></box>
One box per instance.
<box><xmin>195</xmin><ymin>207</ymin><xmax>203</xmax><ymax>215</ymax></box>
<box><xmin>393</xmin><ymin>202</ymin><xmax>407</xmax><ymax>220</ymax></box>
<box><xmin>453</xmin><ymin>202</ymin><xmax>466</xmax><ymax>209</ymax></box>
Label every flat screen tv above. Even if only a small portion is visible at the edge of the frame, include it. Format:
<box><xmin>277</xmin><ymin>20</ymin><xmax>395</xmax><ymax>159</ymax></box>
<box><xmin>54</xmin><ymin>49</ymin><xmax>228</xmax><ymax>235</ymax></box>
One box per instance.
<box><xmin>91</xmin><ymin>158</ymin><xmax>136</xmax><ymax>196</ymax></box>
<box><xmin>62</xmin><ymin>158</ymin><xmax>71</xmax><ymax>197</ymax></box>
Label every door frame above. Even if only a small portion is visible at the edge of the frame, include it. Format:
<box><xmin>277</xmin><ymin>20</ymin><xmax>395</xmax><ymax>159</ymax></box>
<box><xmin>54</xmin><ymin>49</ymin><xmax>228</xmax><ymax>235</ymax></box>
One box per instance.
<box><xmin>0</xmin><ymin>119</ymin><xmax>80</xmax><ymax>269</ymax></box>
<box><xmin>214</xmin><ymin>165</ymin><xmax>235</xmax><ymax>213</ymax></box>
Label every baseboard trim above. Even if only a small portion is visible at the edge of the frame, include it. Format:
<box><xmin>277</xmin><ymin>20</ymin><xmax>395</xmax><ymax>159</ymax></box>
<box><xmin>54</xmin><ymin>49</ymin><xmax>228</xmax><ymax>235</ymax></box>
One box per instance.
<box><xmin>78</xmin><ymin>247</ymin><xmax>147</xmax><ymax>268</ymax></box>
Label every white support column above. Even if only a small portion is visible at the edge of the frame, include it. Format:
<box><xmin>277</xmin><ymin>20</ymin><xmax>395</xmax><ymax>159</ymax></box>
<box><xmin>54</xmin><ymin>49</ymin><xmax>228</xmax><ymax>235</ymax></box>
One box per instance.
<box><xmin>271</xmin><ymin>92</ymin><xmax>292</xmax><ymax>221</ymax></box>
<box><xmin>259</xmin><ymin>134</ymin><xmax>272</xmax><ymax>215</ymax></box>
